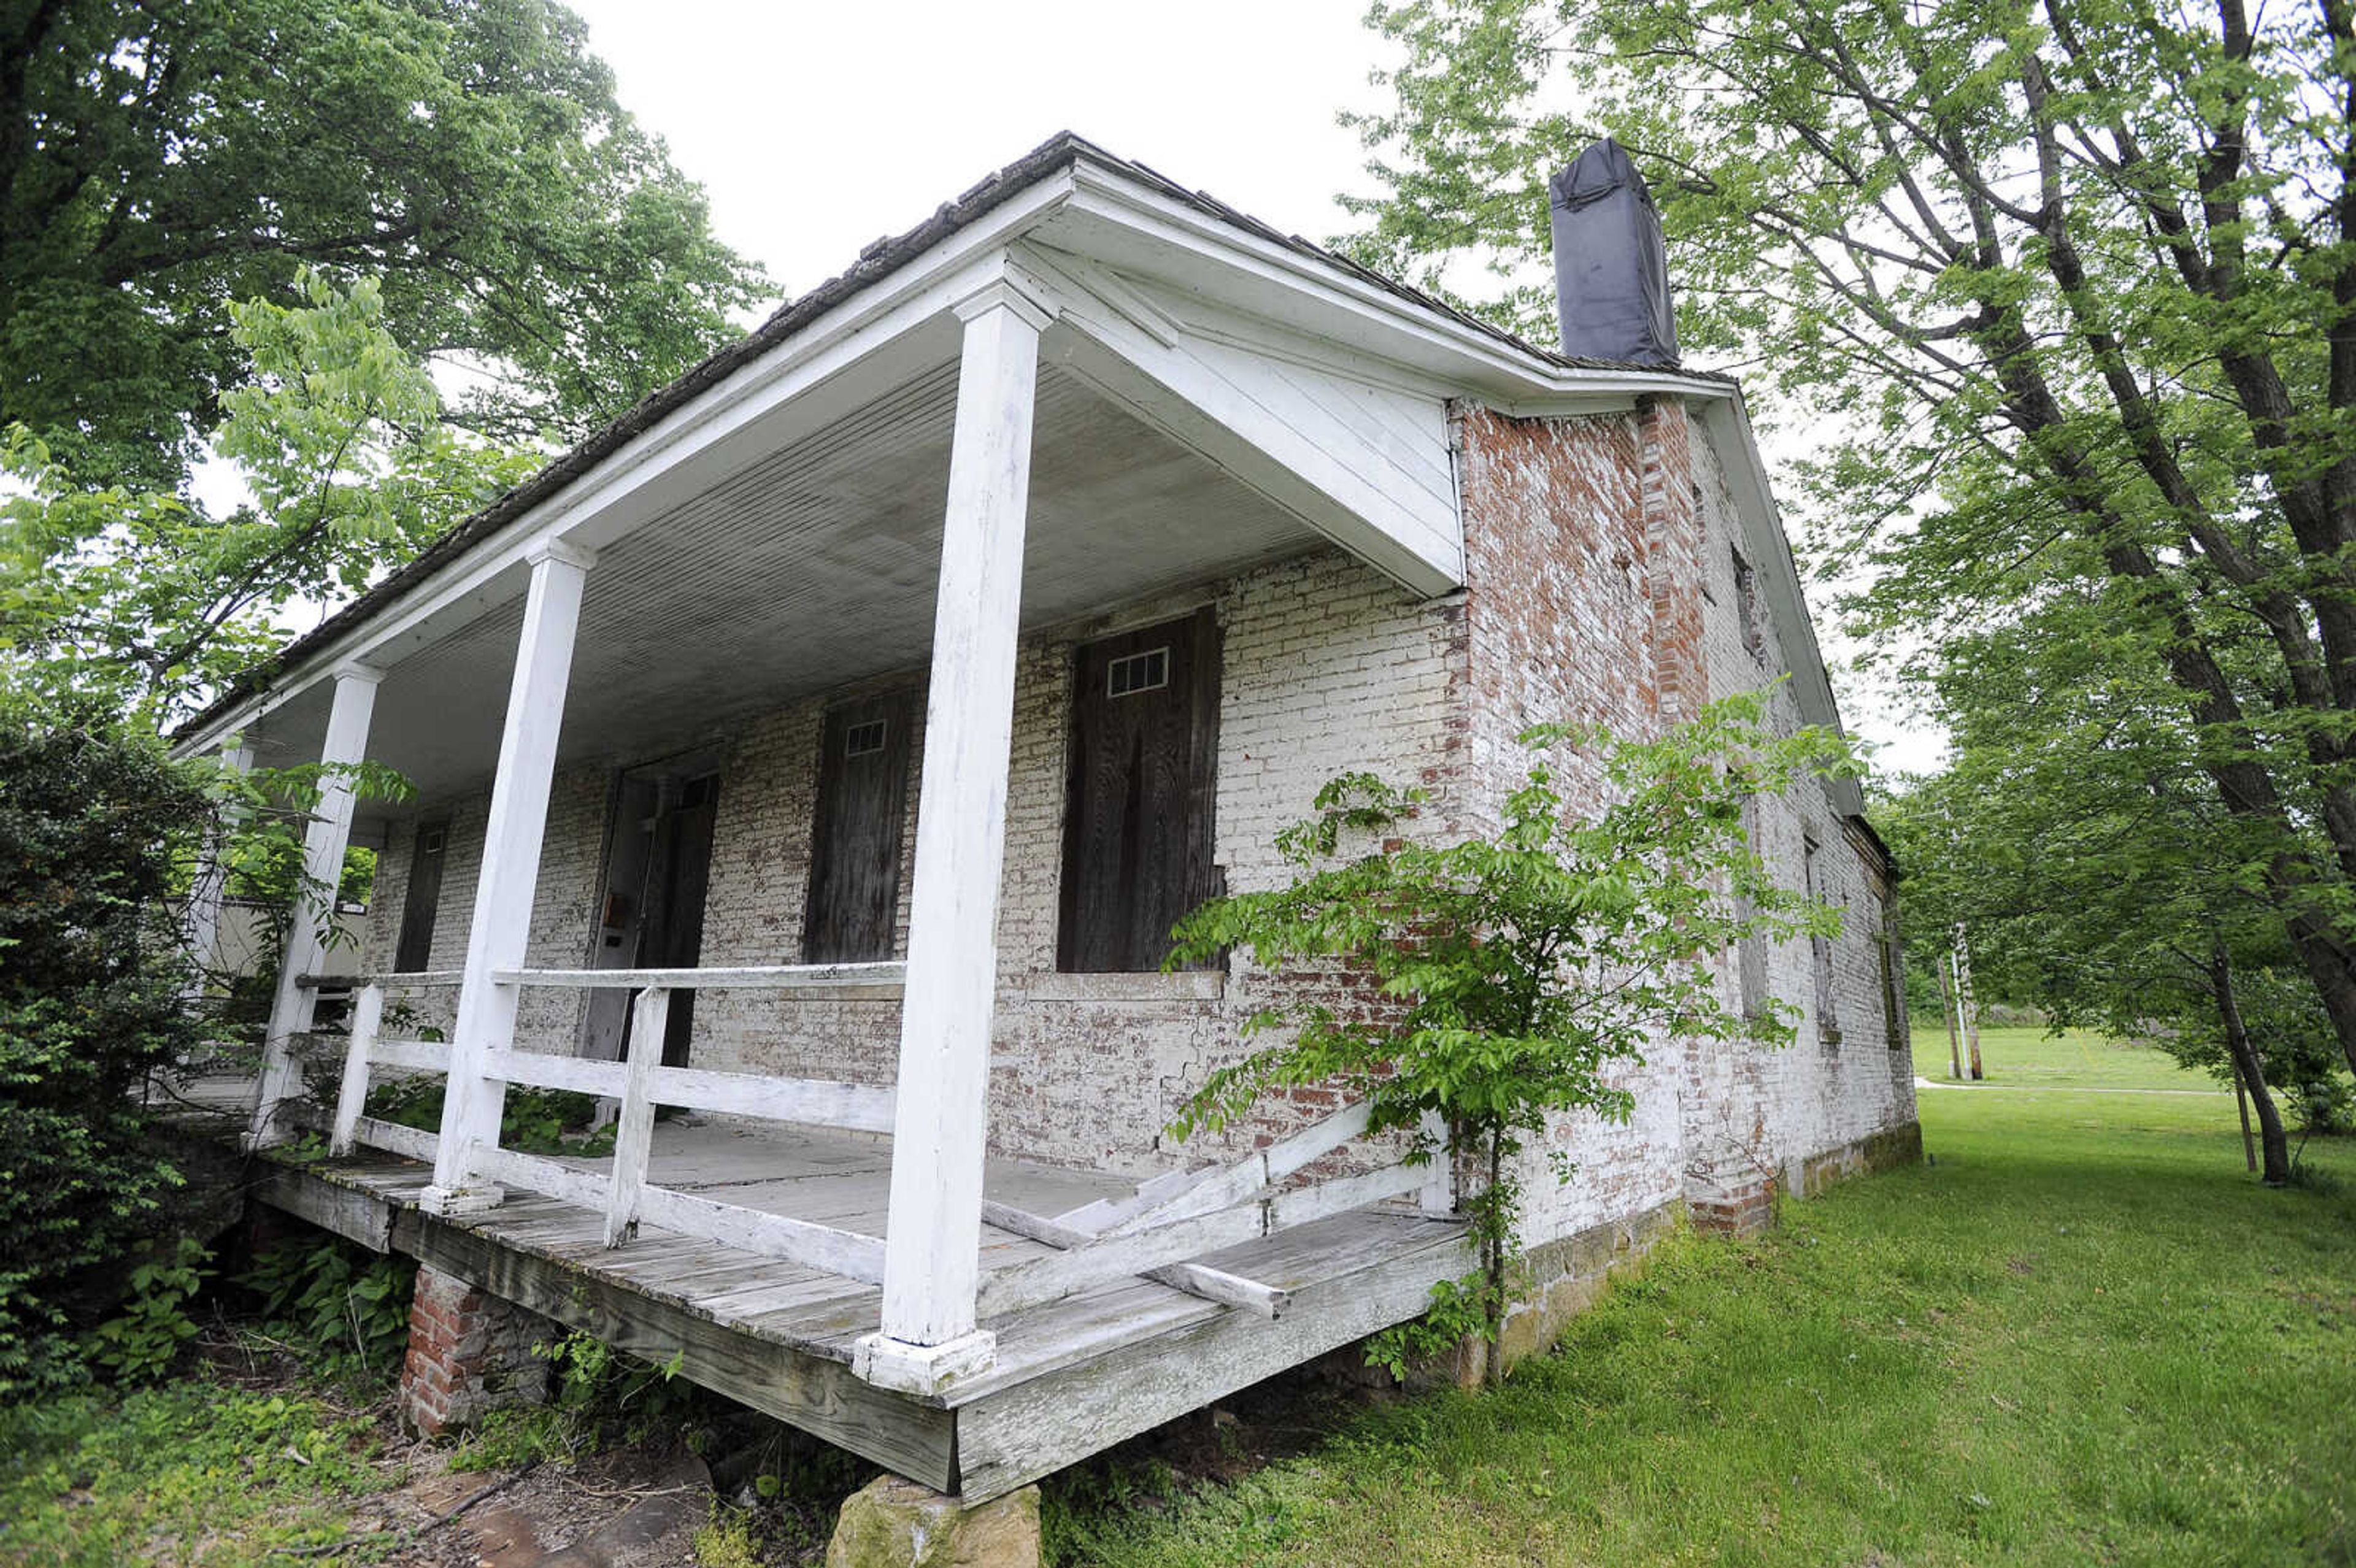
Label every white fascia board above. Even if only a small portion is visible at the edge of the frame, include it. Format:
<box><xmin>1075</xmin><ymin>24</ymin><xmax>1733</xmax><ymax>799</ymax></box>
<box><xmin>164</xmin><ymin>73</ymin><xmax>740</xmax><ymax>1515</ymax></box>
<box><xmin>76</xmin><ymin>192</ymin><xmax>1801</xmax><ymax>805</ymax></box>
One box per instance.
<box><xmin>1057</xmin><ymin>164</ymin><xmax>1737</xmax><ymax>411</ymax></box>
<box><xmin>175</xmin><ymin>175</ymin><xmax>1082</xmax><ymax>761</ymax></box>
<box><xmin>1015</xmin><ymin>245</ymin><xmax>1463</xmax><ymax>594</ymax></box>
<box><xmin>1693</xmin><ymin>393</ymin><xmax>1866</xmax><ymax>818</ymax></box>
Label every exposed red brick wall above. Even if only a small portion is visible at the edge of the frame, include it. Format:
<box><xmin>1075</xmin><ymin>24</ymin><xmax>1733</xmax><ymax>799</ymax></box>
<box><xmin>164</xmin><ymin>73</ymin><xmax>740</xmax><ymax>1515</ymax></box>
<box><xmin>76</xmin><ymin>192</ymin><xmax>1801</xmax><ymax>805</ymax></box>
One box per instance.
<box><xmin>1687</xmin><ymin>1175</ymin><xmax>1776</xmax><ymax>1239</ymax></box>
<box><xmin>399</xmin><ymin>1264</ymin><xmax>550</xmax><ymax>1439</ymax></box>
<box><xmin>1455</xmin><ymin>404</ymin><xmax>1652</xmax><ymax>823</ymax></box>
<box><xmin>1453</xmin><ymin>402</ymin><xmax>1696</xmax><ymax>1243</ymax></box>
<box><xmin>1639</xmin><ymin>397</ymin><xmax>1706</xmax><ymax>726</ymax></box>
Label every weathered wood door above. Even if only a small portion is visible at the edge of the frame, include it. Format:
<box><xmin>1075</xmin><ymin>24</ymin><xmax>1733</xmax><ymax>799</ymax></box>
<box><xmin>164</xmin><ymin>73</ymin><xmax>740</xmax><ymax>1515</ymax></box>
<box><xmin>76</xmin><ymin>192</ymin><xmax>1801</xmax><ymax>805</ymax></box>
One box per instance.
<box><xmin>803</xmin><ymin>691</ymin><xmax>914</xmax><ymax>964</ymax></box>
<box><xmin>1059</xmin><ymin>609</ymin><xmax>1221</xmax><ymax>973</ymax></box>
<box><xmin>636</xmin><ymin>773</ymin><xmax>721</xmax><ymax>1066</ymax></box>
<box><xmin>391</xmin><ymin>820</ymin><xmax>448</xmax><ymax>973</ymax></box>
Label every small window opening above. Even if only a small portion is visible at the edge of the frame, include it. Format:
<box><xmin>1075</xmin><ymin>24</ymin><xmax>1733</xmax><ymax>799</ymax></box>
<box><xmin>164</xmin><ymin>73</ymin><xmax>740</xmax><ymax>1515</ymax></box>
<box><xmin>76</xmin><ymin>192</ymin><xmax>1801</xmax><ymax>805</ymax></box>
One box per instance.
<box><xmin>1107</xmin><ymin>646</ymin><xmax>1171</xmax><ymax>699</ymax></box>
<box><xmin>844</xmin><ymin>718</ymin><xmax>888</xmax><ymax>758</ymax></box>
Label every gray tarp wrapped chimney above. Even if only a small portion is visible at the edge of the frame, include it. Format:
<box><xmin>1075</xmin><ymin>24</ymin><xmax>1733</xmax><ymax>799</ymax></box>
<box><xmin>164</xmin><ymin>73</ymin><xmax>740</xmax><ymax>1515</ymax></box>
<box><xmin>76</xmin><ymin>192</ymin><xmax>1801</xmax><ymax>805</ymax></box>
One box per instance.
<box><xmin>1550</xmin><ymin>139</ymin><xmax>1679</xmax><ymax>366</ymax></box>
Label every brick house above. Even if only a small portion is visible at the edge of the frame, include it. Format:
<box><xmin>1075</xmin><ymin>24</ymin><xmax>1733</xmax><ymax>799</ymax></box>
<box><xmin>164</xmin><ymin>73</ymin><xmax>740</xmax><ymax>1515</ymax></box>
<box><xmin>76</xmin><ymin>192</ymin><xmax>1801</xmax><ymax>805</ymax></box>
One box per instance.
<box><xmin>180</xmin><ymin>134</ymin><xmax>1918</xmax><ymax>1503</ymax></box>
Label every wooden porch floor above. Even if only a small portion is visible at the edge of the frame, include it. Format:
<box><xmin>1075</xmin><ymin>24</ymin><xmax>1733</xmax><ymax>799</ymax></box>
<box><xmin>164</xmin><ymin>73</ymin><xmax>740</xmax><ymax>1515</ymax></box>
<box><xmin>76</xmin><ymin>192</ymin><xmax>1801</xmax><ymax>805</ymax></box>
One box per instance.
<box><xmin>234</xmin><ymin>1115</ymin><xmax>1469</xmax><ymax>1502</ymax></box>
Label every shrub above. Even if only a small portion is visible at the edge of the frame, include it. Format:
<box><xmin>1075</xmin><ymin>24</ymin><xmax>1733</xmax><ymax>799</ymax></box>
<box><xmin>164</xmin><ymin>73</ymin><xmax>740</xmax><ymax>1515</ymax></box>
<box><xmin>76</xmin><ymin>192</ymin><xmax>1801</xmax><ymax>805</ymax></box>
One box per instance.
<box><xmin>85</xmin><ymin>1239</ymin><xmax>210</xmax><ymax>1382</ymax></box>
<box><xmin>0</xmin><ymin>708</ymin><xmax>214</xmax><ymax>1394</ymax></box>
<box><xmin>1168</xmin><ymin>691</ymin><xmax>1855</xmax><ymax>1383</ymax></box>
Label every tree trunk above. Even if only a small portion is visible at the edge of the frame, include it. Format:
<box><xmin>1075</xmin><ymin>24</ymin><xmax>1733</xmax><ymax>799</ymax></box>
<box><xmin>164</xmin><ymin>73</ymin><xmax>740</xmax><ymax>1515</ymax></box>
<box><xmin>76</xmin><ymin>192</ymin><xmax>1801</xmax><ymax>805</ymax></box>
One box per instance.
<box><xmin>2212</xmin><ymin>949</ymin><xmax>2292</xmax><ymax>1186</ymax></box>
<box><xmin>1482</xmin><ymin>1129</ymin><xmax>1506</xmax><ymax>1388</ymax></box>
<box><xmin>1954</xmin><ymin>924</ymin><xmax>1985</xmax><ymax>1080</ymax></box>
<box><xmin>2231</xmin><ymin>1054</ymin><xmax>2257</xmax><ymax>1172</ymax></box>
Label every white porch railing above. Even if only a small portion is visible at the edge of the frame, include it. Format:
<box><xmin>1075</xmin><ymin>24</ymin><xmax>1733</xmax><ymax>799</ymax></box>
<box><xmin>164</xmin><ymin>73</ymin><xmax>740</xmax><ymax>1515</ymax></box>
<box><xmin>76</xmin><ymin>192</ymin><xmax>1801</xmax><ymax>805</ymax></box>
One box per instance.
<box><xmin>315</xmin><ymin>964</ymin><xmax>905</xmax><ymax>1284</ymax></box>
<box><xmin>302</xmin><ymin>966</ymin><xmax>1449</xmax><ymax>1333</ymax></box>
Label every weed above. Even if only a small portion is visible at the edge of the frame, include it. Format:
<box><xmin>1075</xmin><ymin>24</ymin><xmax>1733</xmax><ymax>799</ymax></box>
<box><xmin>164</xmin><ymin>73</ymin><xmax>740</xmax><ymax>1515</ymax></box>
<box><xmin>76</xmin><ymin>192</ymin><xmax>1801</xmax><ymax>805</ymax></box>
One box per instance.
<box><xmin>366</xmin><ymin>1077</ymin><xmax>617</xmax><ymax>1156</ymax></box>
<box><xmin>0</xmin><ymin>1377</ymin><xmax>387</xmax><ymax>1566</ymax></box>
<box><xmin>693</xmin><ymin>1505</ymin><xmax>765</xmax><ymax>1568</ymax></box>
<box><xmin>532</xmin><ymin>1329</ymin><xmax>715</xmax><ymax>1451</ymax></box>
<box><xmin>448</xmin><ymin>1405</ymin><xmax>577</xmax><ymax>1473</ymax></box>
<box><xmin>234</xmin><ymin>1234</ymin><xmax>414</xmax><ymax>1385</ymax></box>
<box><xmin>83</xmin><ymin>1238</ymin><xmax>209</xmax><ymax>1382</ymax></box>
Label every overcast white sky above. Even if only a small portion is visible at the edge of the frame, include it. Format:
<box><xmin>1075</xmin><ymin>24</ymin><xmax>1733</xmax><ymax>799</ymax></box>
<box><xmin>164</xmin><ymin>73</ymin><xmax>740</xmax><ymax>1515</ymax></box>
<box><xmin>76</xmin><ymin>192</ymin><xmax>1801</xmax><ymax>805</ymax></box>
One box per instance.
<box><xmin>563</xmin><ymin>1</ymin><xmax>1390</xmax><ymax>302</ymax></box>
<box><xmin>552</xmin><ymin>0</ymin><xmax>1939</xmax><ymax>772</ymax></box>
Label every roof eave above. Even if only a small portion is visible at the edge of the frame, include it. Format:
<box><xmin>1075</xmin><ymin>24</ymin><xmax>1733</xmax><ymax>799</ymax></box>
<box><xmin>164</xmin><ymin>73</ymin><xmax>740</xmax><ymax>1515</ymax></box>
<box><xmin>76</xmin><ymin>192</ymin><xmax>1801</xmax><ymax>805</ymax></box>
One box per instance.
<box><xmin>174</xmin><ymin>132</ymin><xmax>1768</xmax><ymax>760</ymax></box>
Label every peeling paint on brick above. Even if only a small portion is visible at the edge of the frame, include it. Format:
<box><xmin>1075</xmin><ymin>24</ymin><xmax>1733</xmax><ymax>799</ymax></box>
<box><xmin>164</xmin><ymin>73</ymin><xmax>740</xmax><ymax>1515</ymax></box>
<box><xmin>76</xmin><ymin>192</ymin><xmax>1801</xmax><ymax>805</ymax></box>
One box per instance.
<box><xmin>356</xmin><ymin>404</ymin><xmax>1916</xmax><ymax>1299</ymax></box>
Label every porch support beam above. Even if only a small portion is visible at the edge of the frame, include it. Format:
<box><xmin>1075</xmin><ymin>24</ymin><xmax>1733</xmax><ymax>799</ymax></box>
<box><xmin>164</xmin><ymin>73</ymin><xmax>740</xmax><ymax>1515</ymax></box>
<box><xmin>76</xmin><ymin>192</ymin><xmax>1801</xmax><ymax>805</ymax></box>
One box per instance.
<box><xmin>420</xmin><ymin>539</ymin><xmax>595</xmax><ymax>1215</ymax></box>
<box><xmin>857</xmin><ymin>275</ymin><xmax>1049</xmax><ymax>1396</ymax></box>
<box><xmin>247</xmin><ymin>671</ymin><xmax>379</xmax><ymax>1148</ymax></box>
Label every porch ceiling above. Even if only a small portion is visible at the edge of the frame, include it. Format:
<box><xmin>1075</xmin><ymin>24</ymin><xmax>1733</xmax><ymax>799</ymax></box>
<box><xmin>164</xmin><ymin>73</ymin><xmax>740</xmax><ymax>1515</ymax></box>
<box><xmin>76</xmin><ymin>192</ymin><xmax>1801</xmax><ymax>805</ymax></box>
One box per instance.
<box><xmin>242</xmin><ymin>359</ymin><xmax>1323</xmax><ymax>815</ymax></box>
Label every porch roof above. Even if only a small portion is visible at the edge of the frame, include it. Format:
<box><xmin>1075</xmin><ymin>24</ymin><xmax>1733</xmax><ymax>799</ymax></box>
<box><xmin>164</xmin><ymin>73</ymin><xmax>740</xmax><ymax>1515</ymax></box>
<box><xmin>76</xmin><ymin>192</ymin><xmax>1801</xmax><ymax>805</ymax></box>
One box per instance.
<box><xmin>174</xmin><ymin>131</ymin><xmax>1854</xmax><ymax>816</ymax></box>
<box><xmin>227</xmin><ymin>358</ymin><xmax>1329</xmax><ymax>809</ymax></box>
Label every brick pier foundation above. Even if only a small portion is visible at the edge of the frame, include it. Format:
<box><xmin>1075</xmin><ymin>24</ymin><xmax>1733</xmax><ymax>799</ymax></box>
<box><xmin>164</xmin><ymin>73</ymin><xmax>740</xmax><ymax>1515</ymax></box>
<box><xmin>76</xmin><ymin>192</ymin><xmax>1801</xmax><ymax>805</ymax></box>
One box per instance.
<box><xmin>398</xmin><ymin>1264</ymin><xmax>552</xmax><ymax>1438</ymax></box>
<box><xmin>1687</xmin><ymin>1176</ymin><xmax>1777</xmax><ymax>1239</ymax></box>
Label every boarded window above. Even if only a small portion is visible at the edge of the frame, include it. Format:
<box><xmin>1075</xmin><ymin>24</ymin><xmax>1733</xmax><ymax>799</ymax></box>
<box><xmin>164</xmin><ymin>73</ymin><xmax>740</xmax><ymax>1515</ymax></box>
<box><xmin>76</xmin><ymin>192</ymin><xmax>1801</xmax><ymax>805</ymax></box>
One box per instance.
<box><xmin>392</xmin><ymin>821</ymin><xmax>448</xmax><ymax>973</ymax></box>
<box><xmin>804</xmin><ymin>691</ymin><xmax>914</xmax><ymax>964</ymax></box>
<box><xmin>1804</xmin><ymin>834</ymin><xmax>1840</xmax><ymax>1044</ymax></box>
<box><xmin>1736</xmin><ymin>798</ymin><xmax>1768</xmax><ymax>1019</ymax></box>
<box><xmin>1060</xmin><ymin>610</ymin><xmax>1221</xmax><ymax>973</ymax></box>
<box><xmin>1731</xmin><ymin>546</ymin><xmax>1766</xmax><ymax>663</ymax></box>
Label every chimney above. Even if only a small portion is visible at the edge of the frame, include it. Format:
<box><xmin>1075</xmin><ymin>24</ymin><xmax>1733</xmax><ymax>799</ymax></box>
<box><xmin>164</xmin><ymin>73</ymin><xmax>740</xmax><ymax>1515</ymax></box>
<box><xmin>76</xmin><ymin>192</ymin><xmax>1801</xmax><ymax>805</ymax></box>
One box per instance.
<box><xmin>1549</xmin><ymin>139</ymin><xmax>1679</xmax><ymax>365</ymax></box>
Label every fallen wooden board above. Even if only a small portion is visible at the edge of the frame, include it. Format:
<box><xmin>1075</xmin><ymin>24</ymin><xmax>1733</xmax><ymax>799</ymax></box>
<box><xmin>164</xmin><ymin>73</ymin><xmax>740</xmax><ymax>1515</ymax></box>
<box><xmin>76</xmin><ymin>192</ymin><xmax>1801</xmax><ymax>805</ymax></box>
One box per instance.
<box><xmin>979</xmin><ymin>1198</ymin><xmax>1288</xmax><ymax>1317</ymax></box>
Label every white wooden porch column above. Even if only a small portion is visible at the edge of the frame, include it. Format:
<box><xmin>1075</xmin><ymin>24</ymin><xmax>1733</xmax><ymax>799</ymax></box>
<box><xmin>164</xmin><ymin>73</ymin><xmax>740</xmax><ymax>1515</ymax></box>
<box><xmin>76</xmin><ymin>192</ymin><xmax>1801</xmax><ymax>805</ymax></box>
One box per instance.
<box><xmin>855</xmin><ymin>279</ymin><xmax>1047</xmax><ymax>1396</ymax></box>
<box><xmin>246</xmin><ymin>671</ymin><xmax>379</xmax><ymax>1148</ymax></box>
<box><xmin>419</xmin><ymin>540</ymin><xmax>595</xmax><ymax>1215</ymax></box>
<box><xmin>184</xmin><ymin>744</ymin><xmax>253</xmax><ymax>1001</ymax></box>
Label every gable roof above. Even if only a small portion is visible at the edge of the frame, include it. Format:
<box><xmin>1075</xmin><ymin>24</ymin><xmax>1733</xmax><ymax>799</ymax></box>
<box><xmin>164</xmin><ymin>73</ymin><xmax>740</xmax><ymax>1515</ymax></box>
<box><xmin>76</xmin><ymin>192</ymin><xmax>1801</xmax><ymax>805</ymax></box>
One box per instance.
<box><xmin>174</xmin><ymin>132</ymin><xmax>1847</xmax><ymax>817</ymax></box>
<box><xmin>177</xmin><ymin>133</ymin><xmax>1746</xmax><ymax>744</ymax></box>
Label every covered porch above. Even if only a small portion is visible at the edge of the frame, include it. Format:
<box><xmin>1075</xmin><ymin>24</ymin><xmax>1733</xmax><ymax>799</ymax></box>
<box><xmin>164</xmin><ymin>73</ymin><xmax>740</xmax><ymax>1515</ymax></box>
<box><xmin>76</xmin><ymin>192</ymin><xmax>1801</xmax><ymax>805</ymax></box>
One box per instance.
<box><xmin>179</xmin><ymin>182</ymin><xmax>1472</xmax><ymax>1483</ymax></box>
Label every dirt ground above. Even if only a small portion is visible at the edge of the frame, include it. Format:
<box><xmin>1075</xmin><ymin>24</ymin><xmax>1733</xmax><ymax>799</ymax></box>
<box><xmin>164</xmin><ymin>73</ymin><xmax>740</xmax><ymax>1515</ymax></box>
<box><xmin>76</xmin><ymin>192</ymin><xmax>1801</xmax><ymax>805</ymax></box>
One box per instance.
<box><xmin>194</xmin><ymin>1337</ymin><xmax>714</xmax><ymax>1568</ymax></box>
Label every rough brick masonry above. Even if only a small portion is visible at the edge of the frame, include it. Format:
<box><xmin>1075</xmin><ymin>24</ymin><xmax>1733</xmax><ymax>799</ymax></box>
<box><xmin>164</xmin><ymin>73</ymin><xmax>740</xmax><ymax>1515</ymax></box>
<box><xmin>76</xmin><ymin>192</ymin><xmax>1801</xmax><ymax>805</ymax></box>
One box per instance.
<box><xmin>360</xmin><ymin>396</ymin><xmax>1919</xmax><ymax>1354</ymax></box>
<box><xmin>398</xmin><ymin>1264</ymin><xmax>550</xmax><ymax>1438</ymax></box>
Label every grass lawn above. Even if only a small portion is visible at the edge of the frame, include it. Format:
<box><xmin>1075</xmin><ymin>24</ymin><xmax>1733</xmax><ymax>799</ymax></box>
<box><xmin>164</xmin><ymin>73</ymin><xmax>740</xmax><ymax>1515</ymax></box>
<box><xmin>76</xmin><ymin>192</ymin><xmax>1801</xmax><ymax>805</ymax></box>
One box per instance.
<box><xmin>1913</xmin><ymin>1023</ymin><xmax>2227</xmax><ymax>1093</ymax></box>
<box><xmin>1052</xmin><ymin>1033</ymin><xmax>2356</xmax><ymax>1566</ymax></box>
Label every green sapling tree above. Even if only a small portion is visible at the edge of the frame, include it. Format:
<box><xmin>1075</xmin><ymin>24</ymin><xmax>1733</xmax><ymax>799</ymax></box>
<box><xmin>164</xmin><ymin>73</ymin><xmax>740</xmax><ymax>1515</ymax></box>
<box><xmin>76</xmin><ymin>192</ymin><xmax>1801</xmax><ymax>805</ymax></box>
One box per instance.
<box><xmin>1166</xmin><ymin>690</ymin><xmax>1856</xmax><ymax>1384</ymax></box>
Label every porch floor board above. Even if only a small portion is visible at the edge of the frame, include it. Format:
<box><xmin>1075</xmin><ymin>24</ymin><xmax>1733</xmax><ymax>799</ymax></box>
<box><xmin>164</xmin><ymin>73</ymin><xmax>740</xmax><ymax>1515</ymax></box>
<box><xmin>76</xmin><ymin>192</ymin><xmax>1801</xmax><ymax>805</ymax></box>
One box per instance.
<box><xmin>212</xmin><ymin>1112</ymin><xmax>1469</xmax><ymax>1502</ymax></box>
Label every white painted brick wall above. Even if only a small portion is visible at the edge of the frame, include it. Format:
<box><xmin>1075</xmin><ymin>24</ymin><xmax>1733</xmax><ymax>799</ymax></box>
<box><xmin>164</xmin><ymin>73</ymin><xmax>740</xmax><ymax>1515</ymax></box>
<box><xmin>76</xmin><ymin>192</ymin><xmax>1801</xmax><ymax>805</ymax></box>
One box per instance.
<box><xmin>1690</xmin><ymin>425</ymin><xmax>1918</xmax><ymax>1189</ymax></box>
<box><xmin>355</xmin><ymin>407</ymin><xmax>1915</xmax><ymax>1261</ymax></box>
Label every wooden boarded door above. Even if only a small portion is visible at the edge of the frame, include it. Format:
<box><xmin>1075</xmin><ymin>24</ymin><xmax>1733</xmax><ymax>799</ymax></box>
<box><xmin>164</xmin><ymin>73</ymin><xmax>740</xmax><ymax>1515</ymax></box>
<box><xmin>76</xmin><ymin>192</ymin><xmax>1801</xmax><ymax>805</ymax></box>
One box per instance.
<box><xmin>392</xmin><ymin>820</ymin><xmax>448</xmax><ymax>973</ymax></box>
<box><xmin>804</xmin><ymin>691</ymin><xmax>914</xmax><ymax>964</ymax></box>
<box><xmin>1059</xmin><ymin>609</ymin><xmax>1220</xmax><ymax>973</ymax></box>
<box><xmin>637</xmin><ymin>773</ymin><xmax>721</xmax><ymax>1066</ymax></box>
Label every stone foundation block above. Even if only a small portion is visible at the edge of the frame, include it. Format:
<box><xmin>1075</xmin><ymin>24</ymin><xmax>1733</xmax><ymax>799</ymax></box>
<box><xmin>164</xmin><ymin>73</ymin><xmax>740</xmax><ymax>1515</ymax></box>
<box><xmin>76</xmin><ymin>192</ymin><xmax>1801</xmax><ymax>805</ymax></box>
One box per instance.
<box><xmin>826</xmin><ymin>1476</ymin><xmax>1041</xmax><ymax>1567</ymax></box>
<box><xmin>398</xmin><ymin>1263</ymin><xmax>552</xmax><ymax>1439</ymax></box>
<box><xmin>1788</xmin><ymin>1120</ymin><xmax>1927</xmax><ymax>1199</ymax></box>
<box><xmin>1404</xmin><ymin>1199</ymin><xmax>1682</xmax><ymax>1388</ymax></box>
